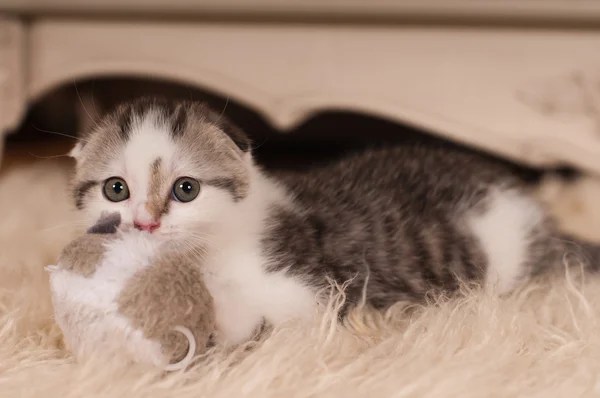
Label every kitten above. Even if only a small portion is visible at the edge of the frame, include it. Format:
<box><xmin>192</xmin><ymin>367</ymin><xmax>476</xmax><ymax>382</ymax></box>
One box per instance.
<box><xmin>69</xmin><ymin>97</ymin><xmax>593</xmax><ymax>345</ymax></box>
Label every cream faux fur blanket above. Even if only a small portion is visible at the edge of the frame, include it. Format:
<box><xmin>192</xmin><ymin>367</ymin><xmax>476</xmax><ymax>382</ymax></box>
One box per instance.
<box><xmin>2</xmin><ymin>157</ymin><xmax>600</xmax><ymax>398</ymax></box>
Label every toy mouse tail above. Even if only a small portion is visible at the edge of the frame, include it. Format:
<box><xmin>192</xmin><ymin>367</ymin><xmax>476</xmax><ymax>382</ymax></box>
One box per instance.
<box><xmin>164</xmin><ymin>325</ymin><xmax>196</xmax><ymax>372</ymax></box>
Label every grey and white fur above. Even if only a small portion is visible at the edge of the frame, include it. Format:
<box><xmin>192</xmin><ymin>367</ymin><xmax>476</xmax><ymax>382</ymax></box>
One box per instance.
<box><xmin>69</xmin><ymin>97</ymin><xmax>596</xmax><ymax>345</ymax></box>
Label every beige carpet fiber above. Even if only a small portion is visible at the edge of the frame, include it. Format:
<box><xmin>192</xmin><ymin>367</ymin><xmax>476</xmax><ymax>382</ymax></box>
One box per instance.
<box><xmin>3</xmin><ymin>147</ymin><xmax>600</xmax><ymax>398</ymax></box>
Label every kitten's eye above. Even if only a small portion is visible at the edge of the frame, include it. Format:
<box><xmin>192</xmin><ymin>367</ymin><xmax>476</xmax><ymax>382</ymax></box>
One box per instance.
<box><xmin>103</xmin><ymin>177</ymin><xmax>130</xmax><ymax>202</ymax></box>
<box><xmin>172</xmin><ymin>177</ymin><xmax>200</xmax><ymax>203</ymax></box>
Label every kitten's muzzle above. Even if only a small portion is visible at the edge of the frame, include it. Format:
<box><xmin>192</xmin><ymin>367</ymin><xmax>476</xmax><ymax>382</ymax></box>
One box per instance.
<box><xmin>134</xmin><ymin>220</ymin><xmax>161</xmax><ymax>233</ymax></box>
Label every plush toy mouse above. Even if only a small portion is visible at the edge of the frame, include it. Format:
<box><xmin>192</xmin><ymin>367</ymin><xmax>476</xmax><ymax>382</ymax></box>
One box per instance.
<box><xmin>46</xmin><ymin>212</ymin><xmax>216</xmax><ymax>371</ymax></box>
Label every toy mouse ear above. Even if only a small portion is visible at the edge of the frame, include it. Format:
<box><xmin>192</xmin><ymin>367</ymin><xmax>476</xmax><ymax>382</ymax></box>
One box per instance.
<box><xmin>164</xmin><ymin>326</ymin><xmax>196</xmax><ymax>372</ymax></box>
<box><xmin>87</xmin><ymin>212</ymin><xmax>122</xmax><ymax>234</ymax></box>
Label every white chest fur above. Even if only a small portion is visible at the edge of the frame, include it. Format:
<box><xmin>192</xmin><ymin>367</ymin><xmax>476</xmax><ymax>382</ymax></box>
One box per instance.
<box><xmin>201</xmin><ymin>170</ymin><xmax>318</xmax><ymax>345</ymax></box>
<box><xmin>203</xmin><ymin>237</ymin><xmax>317</xmax><ymax>345</ymax></box>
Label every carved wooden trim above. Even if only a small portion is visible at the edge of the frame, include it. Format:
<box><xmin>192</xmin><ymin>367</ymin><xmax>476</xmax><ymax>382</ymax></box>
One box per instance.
<box><xmin>516</xmin><ymin>68</ymin><xmax>600</xmax><ymax>136</ymax></box>
<box><xmin>0</xmin><ymin>17</ymin><xmax>25</xmax><ymax>136</ymax></box>
<box><xmin>3</xmin><ymin>0</ymin><xmax>600</xmax><ymax>26</ymax></box>
<box><xmin>26</xmin><ymin>19</ymin><xmax>600</xmax><ymax>174</ymax></box>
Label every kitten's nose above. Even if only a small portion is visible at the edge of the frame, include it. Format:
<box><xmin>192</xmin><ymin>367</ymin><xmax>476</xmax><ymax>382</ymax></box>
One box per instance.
<box><xmin>133</xmin><ymin>219</ymin><xmax>161</xmax><ymax>233</ymax></box>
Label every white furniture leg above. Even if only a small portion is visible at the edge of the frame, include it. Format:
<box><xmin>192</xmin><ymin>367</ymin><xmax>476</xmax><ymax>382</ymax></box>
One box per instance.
<box><xmin>0</xmin><ymin>17</ymin><xmax>26</xmax><ymax>163</ymax></box>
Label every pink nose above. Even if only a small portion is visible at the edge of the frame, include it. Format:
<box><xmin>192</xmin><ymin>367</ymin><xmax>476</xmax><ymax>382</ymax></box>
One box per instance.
<box><xmin>133</xmin><ymin>220</ymin><xmax>161</xmax><ymax>233</ymax></box>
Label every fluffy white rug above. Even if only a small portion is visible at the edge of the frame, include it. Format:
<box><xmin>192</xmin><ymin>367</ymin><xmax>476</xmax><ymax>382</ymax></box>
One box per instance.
<box><xmin>2</xmin><ymin>155</ymin><xmax>600</xmax><ymax>398</ymax></box>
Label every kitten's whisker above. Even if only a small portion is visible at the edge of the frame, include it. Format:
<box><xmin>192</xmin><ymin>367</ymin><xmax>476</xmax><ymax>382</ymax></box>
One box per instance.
<box><xmin>184</xmin><ymin>234</ymin><xmax>221</xmax><ymax>252</ymax></box>
<box><xmin>171</xmin><ymin>240</ymin><xmax>210</xmax><ymax>262</ymax></box>
<box><xmin>74</xmin><ymin>83</ymin><xmax>99</xmax><ymax>130</ymax></box>
<box><xmin>27</xmin><ymin>152</ymin><xmax>71</xmax><ymax>160</ymax></box>
<box><xmin>187</xmin><ymin>241</ymin><xmax>221</xmax><ymax>252</ymax></box>
<box><xmin>218</xmin><ymin>96</ymin><xmax>230</xmax><ymax>120</ymax></box>
<box><xmin>249</xmin><ymin>136</ymin><xmax>269</xmax><ymax>151</ymax></box>
<box><xmin>181</xmin><ymin>233</ymin><xmax>219</xmax><ymax>253</ymax></box>
<box><xmin>40</xmin><ymin>220</ymin><xmax>89</xmax><ymax>233</ymax></box>
<box><xmin>31</xmin><ymin>125</ymin><xmax>87</xmax><ymax>142</ymax></box>
<box><xmin>89</xmin><ymin>82</ymin><xmax>100</xmax><ymax>120</ymax></box>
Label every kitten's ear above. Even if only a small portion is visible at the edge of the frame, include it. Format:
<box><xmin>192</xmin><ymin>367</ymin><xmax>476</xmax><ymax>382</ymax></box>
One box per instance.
<box><xmin>218</xmin><ymin>117</ymin><xmax>252</xmax><ymax>153</ymax></box>
<box><xmin>68</xmin><ymin>142</ymin><xmax>84</xmax><ymax>159</ymax></box>
<box><xmin>200</xmin><ymin>104</ymin><xmax>251</xmax><ymax>153</ymax></box>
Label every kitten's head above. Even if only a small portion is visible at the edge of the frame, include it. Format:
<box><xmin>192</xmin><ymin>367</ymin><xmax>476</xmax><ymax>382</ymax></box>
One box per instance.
<box><xmin>70</xmin><ymin>97</ymin><xmax>253</xmax><ymax>240</ymax></box>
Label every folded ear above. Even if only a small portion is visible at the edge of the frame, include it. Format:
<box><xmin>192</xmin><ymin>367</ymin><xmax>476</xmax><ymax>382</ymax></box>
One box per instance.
<box><xmin>69</xmin><ymin>141</ymin><xmax>84</xmax><ymax>159</ymax></box>
<box><xmin>198</xmin><ymin>103</ymin><xmax>251</xmax><ymax>153</ymax></box>
<box><xmin>216</xmin><ymin>116</ymin><xmax>251</xmax><ymax>153</ymax></box>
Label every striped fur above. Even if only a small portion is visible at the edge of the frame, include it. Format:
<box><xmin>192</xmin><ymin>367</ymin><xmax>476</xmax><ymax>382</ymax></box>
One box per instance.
<box><xmin>69</xmin><ymin>96</ymin><xmax>578</xmax><ymax>345</ymax></box>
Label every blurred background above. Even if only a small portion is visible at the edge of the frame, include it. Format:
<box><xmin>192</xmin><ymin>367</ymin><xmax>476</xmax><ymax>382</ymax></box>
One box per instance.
<box><xmin>3</xmin><ymin>4</ymin><xmax>600</xmax><ymax>396</ymax></box>
<box><xmin>2</xmin><ymin>0</ymin><xmax>600</xmax><ymax>218</ymax></box>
